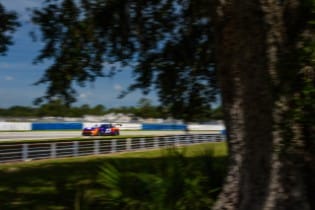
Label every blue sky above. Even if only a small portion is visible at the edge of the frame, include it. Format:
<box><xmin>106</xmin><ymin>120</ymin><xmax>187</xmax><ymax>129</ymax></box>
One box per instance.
<box><xmin>0</xmin><ymin>0</ymin><xmax>158</xmax><ymax>108</ymax></box>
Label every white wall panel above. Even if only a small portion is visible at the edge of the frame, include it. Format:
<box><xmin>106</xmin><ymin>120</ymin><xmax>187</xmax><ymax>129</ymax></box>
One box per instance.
<box><xmin>118</xmin><ymin>123</ymin><xmax>141</xmax><ymax>130</ymax></box>
<box><xmin>188</xmin><ymin>124</ymin><xmax>225</xmax><ymax>131</ymax></box>
<box><xmin>0</xmin><ymin>122</ymin><xmax>32</xmax><ymax>131</ymax></box>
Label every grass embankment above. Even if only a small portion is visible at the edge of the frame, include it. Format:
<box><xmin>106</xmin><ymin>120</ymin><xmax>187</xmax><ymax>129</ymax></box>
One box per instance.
<box><xmin>0</xmin><ymin>142</ymin><xmax>227</xmax><ymax>210</ymax></box>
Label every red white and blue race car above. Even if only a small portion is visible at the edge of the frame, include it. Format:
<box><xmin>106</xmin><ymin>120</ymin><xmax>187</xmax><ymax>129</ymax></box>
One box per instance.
<box><xmin>82</xmin><ymin>123</ymin><xmax>120</xmax><ymax>136</ymax></box>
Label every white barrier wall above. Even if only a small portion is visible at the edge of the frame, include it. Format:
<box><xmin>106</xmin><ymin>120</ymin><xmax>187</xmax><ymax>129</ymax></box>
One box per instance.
<box><xmin>187</xmin><ymin>124</ymin><xmax>225</xmax><ymax>131</ymax></box>
<box><xmin>0</xmin><ymin>122</ymin><xmax>224</xmax><ymax>131</ymax></box>
<box><xmin>0</xmin><ymin>122</ymin><xmax>32</xmax><ymax>131</ymax></box>
<box><xmin>119</xmin><ymin>123</ymin><xmax>142</xmax><ymax>130</ymax></box>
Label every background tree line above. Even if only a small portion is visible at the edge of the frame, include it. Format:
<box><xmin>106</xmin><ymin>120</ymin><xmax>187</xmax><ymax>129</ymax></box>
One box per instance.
<box><xmin>0</xmin><ymin>98</ymin><xmax>223</xmax><ymax>121</ymax></box>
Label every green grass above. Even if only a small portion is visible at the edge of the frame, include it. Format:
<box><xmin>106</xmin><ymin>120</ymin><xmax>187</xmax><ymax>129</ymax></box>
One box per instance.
<box><xmin>113</xmin><ymin>142</ymin><xmax>227</xmax><ymax>158</ymax></box>
<box><xmin>0</xmin><ymin>142</ymin><xmax>227</xmax><ymax>210</ymax></box>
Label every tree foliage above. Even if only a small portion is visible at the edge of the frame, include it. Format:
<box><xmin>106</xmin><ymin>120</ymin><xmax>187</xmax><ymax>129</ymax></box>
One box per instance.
<box><xmin>0</xmin><ymin>3</ymin><xmax>19</xmax><ymax>55</ymax></box>
<box><xmin>30</xmin><ymin>0</ymin><xmax>218</xmax><ymax>122</ymax></box>
<box><xmin>31</xmin><ymin>0</ymin><xmax>105</xmax><ymax>105</ymax></box>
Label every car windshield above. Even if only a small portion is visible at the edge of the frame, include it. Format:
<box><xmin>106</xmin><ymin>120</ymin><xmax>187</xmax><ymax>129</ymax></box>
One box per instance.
<box><xmin>100</xmin><ymin>124</ymin><xmax>111</xmax><ymax>128</ymax></box>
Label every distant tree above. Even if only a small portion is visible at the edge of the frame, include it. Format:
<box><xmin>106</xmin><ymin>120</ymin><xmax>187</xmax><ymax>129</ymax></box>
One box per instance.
<box><xmin>5</xmin><ymin>106</ymin><xmax>36</xmax><ymax>117</ymax></box>
<box><xmin>89</xmin><ymin>104</ymin><xmax>106</xmax><ymax>115</ymax></box>
<box><xmin>37</xmin><ymin>100</ymin><xmax>68</xmax><ymax>116</ymax></box>
<box><xmin>0</xmin><ymin>3</ymin><xmax>19</xmax><ymax>55</ymax></box>
<box><xmin>79</xmin><ymin>104</ymin><xmax>91</xmax><ymax>115</ymax></box>
<box><xmin>135</xmin><ymin>98</ymin><xmax>158</xmax><ymax>118</ymax></box>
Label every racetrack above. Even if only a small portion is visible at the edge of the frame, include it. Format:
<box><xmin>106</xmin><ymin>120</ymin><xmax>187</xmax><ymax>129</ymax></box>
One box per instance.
<box><xmin>0</xmin><ymin>130</ymin><xmax>220</xmax><ymax>141</ymax></box>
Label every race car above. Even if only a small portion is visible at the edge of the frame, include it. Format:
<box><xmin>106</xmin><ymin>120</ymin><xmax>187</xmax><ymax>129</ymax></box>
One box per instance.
<box><xmin>82</xmin><ymin>123</ymin><xmax>120</xmax><ymax>136</ymax></box>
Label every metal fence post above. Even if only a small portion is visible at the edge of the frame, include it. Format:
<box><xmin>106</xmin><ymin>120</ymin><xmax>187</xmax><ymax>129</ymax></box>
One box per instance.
<box><xmin>94</xmin><ymin>140</ymin><xmax>100</xmax><ymax>155</ymax></box>
<box><xmin>111</xmin><ymin>140</ymin><xmax>116</xmax><ymax>153</ymax></box>
<box><xmin>126</xmin><ymin>138</ymin><xmax>131</xmax><ymax>151</ymax></box>
<box><xmin>194</xmin><ymin>134</ymin><xmax>199</xmax><ymax>143</ymax></box>
<box><xmin>140</xmin><ymin>138</ymin><xmax>145</xmax><ymax>149</ymax></box>
<box><xmin>154</xmin><ymin>137</ymin><xmax>159</xmax><ymax>148</ymax></box>
<box><xmin>51</xmin><ymin>143</ymin><xmax>56</xmax><ymax>158</ymax></box>
<box><xmin>190</xmin><ymin>135</ymin><xmax>194</xmax><ymax>144</ymax></box>
<box><xmin>73</xmin><ymin>141</ymin><xmax>79</xmax><ymax>157</ymax></box>
<box><xmin>212</xmin><ymin>135</ymin><xmax>216</xmax><ymax>142</ymax></box>
<box><xmin>203</xmin><ymin>135</ymin><xmax>207</xmax><ymax>143</ymax></box>
<box><xmin>22</xmin><ymin>144</ymin><xmax>28</xmax><ymax>161</ymax></box>
<box><xmin>168</xmin><ymin>136</ymin><xmax>172</xmax><ymax>146</ymax></box>
<box><xmin>175</xmin><ymin>135</ymin><xmax>180</xmax><ymax>145</ymax></box>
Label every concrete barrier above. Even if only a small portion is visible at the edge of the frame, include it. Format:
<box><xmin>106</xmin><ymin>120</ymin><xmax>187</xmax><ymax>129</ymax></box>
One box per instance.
<box><xmin>187</xmin><ymin>124</ymin><xmax>225</xmax><ymax>131</ymax></box>
<box><xmin>142</xmin><ymin>123</ymin><xmax>187</xmax><ymax>130</ymax></box>
<box><xmin>119</xmin><ymin>123</ymin><xmax>142</xmax><ymax>130</ymax></box>
<box><xmin>31</xmin><ymin>122</ymin><xmax>82</xmax><ymax>130</ymax></box>
<box><xmin>0</xmin><ymin>122</ymin><xmax>225</xmax><ymax>132</ymax></box>
<box><xmin>0</xmin><ymin>122</ymin><xmax>32</xmax><ymax>131</ymax></box>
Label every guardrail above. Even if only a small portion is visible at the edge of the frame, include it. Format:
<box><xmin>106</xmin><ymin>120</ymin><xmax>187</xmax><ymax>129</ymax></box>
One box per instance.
<box><xmin>0</xmin><ymin>134</ymin><xmax>225</xmax><ymax>163</ymax></box>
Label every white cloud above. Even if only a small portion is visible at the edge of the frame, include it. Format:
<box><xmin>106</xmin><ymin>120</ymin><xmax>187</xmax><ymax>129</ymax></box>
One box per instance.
<box><xmin>5</xmin><ymin>76</ymin><xmax>14</xmax><ymax>81</ymax></box>
<box><xmin>79</xmin><ymin>93</ymin><xmax>88</xmax><ymax>99</ymax></box>
<box><xmin>79</xmin><ymin>91</ymin><xmax>93</xmax><ymax>99</ymax></box>
<box><xmin>114</xmin><ymin>84</ymin><xmax>123</xmax><ymax>91</ymax></box>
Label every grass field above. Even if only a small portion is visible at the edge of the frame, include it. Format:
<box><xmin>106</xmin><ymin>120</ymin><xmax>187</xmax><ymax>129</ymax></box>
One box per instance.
<box><xmin>0</xmin><ymin>142</ymin><xmax>227</xmax><ymax>210</ymax></box>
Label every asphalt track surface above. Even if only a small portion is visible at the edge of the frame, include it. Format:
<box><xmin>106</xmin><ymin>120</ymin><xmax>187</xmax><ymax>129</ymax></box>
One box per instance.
<box><xmin>0</xmin><ymin>130</ymin><xmax>219</xmax><ymax>141</ymax></box>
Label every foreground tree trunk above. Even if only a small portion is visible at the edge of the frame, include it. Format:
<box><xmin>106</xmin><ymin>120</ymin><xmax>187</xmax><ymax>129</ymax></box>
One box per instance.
<box><xmin>212</xmin><ymin>1</ymin><xmax>313</xmax><ymax>209</ymax></box>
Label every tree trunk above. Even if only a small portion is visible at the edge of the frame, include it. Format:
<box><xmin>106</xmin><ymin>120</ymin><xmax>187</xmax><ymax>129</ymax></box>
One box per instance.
<box><xmin>212</xmin><ymin>1</ymin><xmax>312</xmax><ymax>209</ymax></box>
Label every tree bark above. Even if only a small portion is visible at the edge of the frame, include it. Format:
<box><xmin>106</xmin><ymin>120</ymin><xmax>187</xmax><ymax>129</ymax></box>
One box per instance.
<box><xmin>212</xmin><ymin>1</ymin><xmax>311</xmax><ymax>209</ymax></box>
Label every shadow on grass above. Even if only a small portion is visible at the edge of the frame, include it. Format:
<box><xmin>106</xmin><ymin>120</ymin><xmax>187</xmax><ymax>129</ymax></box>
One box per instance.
<box><xmin>0</xmin><ymin>147</ymin><xmax>227</xmax><ymax>210</ymax></box>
